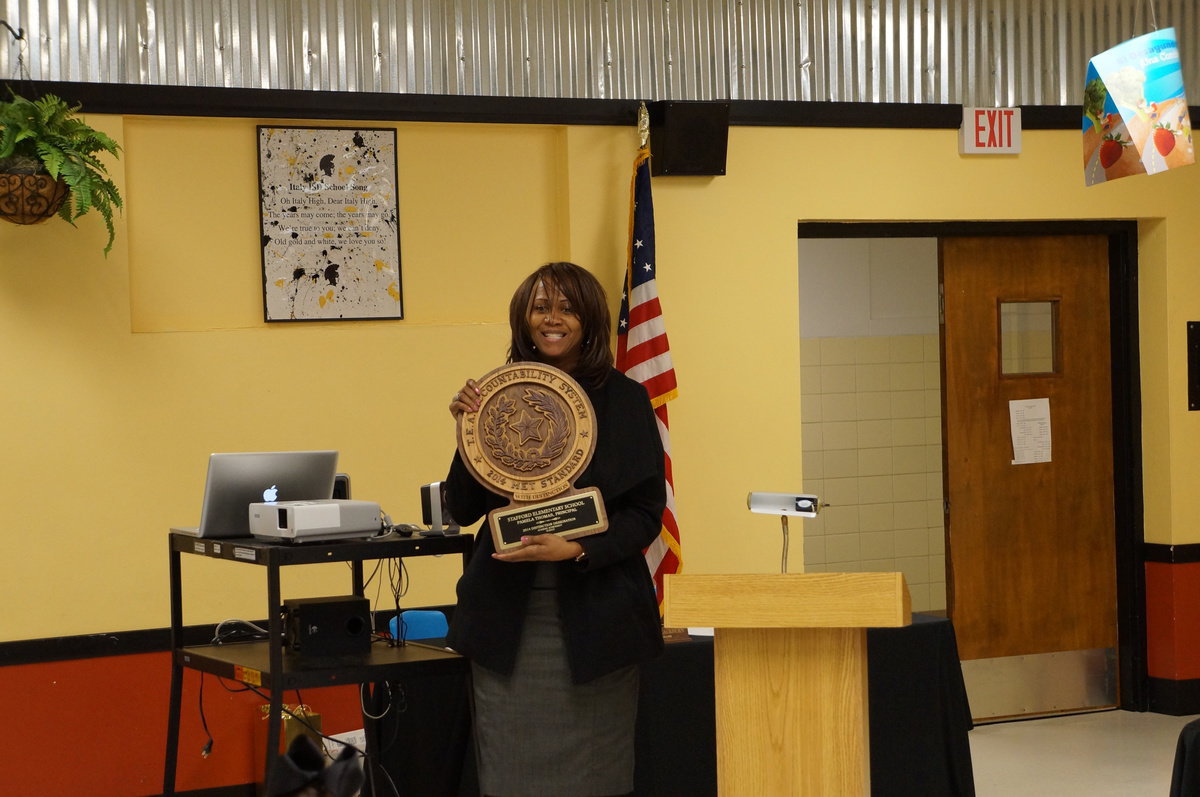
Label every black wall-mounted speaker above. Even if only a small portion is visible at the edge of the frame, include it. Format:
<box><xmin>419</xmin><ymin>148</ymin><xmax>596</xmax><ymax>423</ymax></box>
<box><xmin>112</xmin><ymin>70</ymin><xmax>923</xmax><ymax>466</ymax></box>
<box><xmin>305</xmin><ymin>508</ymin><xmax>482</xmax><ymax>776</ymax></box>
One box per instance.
<box><xmin>648</xmin><ymin>100</ymin><xmax>731</xmax><ymax>176</ymax></box>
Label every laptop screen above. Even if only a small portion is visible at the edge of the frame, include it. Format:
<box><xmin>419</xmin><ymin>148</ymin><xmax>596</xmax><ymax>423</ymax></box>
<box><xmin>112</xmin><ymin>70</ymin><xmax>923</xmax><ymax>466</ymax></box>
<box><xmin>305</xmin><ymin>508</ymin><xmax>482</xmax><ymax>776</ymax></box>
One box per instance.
<box><xmin>175</xmin><ymin>450</ymin><xmax>339</xmax><ymax>538</ymax></box>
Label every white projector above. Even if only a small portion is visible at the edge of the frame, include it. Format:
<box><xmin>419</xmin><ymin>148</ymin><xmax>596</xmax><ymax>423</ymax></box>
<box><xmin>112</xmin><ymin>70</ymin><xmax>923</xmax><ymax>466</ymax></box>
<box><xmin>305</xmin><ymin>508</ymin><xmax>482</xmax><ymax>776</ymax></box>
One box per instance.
<box><xmin>249</xmin><ymin>499</ymin><xmax>382</xmax><ymax>543</ymax></box>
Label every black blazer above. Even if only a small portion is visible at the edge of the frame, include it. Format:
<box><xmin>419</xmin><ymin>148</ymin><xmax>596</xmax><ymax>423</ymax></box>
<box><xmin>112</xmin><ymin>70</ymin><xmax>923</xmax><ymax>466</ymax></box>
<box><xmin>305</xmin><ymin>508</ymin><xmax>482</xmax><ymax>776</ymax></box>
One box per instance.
<box><xmin>444</xmin><ymin>368</ymin><xmax>666</xmax><ymax>683</ymax></box>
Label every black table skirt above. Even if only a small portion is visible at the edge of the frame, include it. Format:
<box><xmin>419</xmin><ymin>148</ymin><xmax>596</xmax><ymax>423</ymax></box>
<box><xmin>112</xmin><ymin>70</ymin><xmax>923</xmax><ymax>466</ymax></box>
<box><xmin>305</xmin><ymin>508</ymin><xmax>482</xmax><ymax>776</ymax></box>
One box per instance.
<box><xmin>866</xmin><ymin>615</ymin><xmax>976</xmax><ymax>797</ymax></box>
<box><xmin>1170</xmin><ymin>717</ymin><xmax>1200</xmax><ymax>796</ymax></box>
<box><xmin>376</xmin><ymin>614</ymin><xmax>975</xmax><ymax>797</ymax></box>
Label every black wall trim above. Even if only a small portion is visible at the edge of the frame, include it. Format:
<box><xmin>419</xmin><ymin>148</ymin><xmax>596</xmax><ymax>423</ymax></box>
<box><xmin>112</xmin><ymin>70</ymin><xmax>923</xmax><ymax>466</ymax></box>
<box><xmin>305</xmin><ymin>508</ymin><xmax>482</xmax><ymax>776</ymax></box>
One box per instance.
<box><xmin>1</xmin><ymin>79</ymin><xmax>645</xmax><ymax>125</ymax></box>
<box><xmin>1144</xmin><ymin>543</ymin><xmax>1200</xmax><ymax>564</ymax></box>
<box><xmin>1148</xmin><ymin>676</ymin><xmax>1200</xmax><ymax>716</ymax></box>
<box><xmin>9</xmin><ymin>79</ymin><xmax>1194</xmax><ymax>131</ymax></box>
<box><xmin>737</xmin><ymin>102</ymin><xmax>1101</xmax><ymax>130</ymax></box>
<box><xmin>0</xmin><ymin>605</ymin><xmax>457</xmax><ymax>667</ymax></box>
<box><xmin>732</xmin><ymin>99</ymin><xmax>962</xmax><ymax>128</ymax></box>
<box><xmin>0</xmin><ymin>627</ymin><xmax>172</xmax><ymax>666</ymax></box>
<box><xmin>797</xmin><ymin>220</ymin><xmax>1136</xmax><ymax>239</ymax></box>
<box><xmin>0</xmin><ymin>623</ymin><xmax>252</xmax><ymax>667</ymax></box>
<box><xmin>1108</xmin><ymin>221</ymin><xmax>1148</xmax><ymax>712</ymax></box>
<box><xmin>175</xmin><ymin>787</ymin><xmax>255</xmax><ymax>797</ymax></box>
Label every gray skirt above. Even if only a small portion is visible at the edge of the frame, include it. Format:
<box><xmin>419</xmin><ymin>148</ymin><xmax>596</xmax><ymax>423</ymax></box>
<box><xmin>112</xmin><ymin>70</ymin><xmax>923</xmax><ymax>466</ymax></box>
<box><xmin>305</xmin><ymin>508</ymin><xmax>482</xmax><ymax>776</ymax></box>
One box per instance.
<box><xmin>471</xmin><ymin>586</ymin><xmax>638</xmax><ymax>797</ymax></box>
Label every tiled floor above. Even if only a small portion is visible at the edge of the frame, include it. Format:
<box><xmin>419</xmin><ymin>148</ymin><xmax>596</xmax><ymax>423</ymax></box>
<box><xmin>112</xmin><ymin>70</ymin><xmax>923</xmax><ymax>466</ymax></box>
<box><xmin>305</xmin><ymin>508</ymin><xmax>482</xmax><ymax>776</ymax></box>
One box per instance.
<box><xmin>969</xmin><ymin>710</ymin><xmax>1198</xmax><ymax>796</ymax></box>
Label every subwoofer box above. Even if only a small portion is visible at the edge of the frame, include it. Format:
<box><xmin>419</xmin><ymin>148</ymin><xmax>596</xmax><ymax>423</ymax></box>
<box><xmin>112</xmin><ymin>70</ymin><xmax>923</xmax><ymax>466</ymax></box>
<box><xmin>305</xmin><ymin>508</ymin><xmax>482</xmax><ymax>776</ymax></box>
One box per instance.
<box><xmin>284</xmin><ymin>595</ymin><xmax>371</xmax><ymax>658</ymax></box>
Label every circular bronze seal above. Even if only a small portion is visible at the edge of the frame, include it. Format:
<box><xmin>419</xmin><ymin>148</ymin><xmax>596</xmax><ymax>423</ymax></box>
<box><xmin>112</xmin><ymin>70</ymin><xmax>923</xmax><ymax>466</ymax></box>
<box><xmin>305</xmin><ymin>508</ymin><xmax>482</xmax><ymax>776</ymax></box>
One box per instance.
<box><xmin>457</xmin><ymin>362</ymin><xmax>597</xmax><ymax>503</ymax></box>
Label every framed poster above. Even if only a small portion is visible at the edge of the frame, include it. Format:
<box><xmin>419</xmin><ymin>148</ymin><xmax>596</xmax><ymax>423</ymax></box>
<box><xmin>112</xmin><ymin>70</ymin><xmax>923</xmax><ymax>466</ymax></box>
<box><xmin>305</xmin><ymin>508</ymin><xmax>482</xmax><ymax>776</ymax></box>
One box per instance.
<box><xmin>258</xmin><ymin>126</ymin><xmax>402</xmax><ymax>321</ymax></box>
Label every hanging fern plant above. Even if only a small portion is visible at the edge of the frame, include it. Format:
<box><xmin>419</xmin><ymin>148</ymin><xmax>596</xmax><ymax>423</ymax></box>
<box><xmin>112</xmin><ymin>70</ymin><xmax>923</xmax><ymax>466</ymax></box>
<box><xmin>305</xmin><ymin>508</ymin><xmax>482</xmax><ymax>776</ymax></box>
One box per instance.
<box><xmin>0</xmin><ymin>91</ymin><xmax>123</xmax><ymax>255</ymax></box>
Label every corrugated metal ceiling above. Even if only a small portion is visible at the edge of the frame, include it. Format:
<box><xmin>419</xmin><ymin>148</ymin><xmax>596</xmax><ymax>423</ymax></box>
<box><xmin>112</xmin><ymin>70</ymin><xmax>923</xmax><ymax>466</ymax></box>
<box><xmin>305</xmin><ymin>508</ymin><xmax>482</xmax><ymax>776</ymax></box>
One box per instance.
<box><xmin>0</xmin><ymin>0</ymin><xmax>1195</xmax><ymax>107</ymax></box>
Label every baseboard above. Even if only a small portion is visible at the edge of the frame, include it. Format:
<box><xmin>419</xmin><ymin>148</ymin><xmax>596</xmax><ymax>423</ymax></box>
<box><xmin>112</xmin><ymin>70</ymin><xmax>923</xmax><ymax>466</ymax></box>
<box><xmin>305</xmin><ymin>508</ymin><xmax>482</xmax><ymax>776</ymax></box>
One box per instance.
<box><xmin>1143</xmin><ymin>542</ymin><xmax>1200</xmax><ymax>564</ymax></box>
<box><xmin>0</xmin><ymin>605</ymin><xmax>459</xmax><ymax>667</ymax></box>
<box><xmin>1147</xmin><ymin>676</ymin><xmax>1200</xmax><ymax>715</ymax></box>
<box><xmin>171</xmin><ymin>786</ymin><xmax>255</xmax><ymax>797</ymax></box>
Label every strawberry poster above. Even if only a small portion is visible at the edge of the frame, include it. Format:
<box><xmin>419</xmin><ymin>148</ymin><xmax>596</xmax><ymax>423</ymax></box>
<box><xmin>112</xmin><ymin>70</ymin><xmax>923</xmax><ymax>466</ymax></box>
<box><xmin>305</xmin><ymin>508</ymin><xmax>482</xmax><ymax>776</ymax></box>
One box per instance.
<box><xmin>1083</xmin><ymin>28</ymin><xmax>1194</xmax><ymax>186</ymax></box>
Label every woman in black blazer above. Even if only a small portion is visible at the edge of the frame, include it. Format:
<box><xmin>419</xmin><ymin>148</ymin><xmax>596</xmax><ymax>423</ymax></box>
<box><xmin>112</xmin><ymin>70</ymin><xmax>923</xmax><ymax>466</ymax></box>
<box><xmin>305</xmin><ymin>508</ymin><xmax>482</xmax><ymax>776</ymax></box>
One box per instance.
<box><xmin>445</xmin><ymin>262</ymin><xmax>666</xmax><ymax>797</ymax></box>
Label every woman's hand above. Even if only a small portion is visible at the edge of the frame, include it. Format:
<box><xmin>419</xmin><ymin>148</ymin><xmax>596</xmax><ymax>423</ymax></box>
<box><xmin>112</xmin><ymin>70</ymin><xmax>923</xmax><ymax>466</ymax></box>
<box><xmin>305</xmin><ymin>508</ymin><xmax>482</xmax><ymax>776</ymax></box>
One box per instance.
<box><xmin>449</xmin><ymin>379</ymin><xmax>481</xmax><ymax>418</ymax></box>
<box><xmin>492</xmin><ymin>534</ymin><xmax>585</xmax><ymax>563</ymax></box>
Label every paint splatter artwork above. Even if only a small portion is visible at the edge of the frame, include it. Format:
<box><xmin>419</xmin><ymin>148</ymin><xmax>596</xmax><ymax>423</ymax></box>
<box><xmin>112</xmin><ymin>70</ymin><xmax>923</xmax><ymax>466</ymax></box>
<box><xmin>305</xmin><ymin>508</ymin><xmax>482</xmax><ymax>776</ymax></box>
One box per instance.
<box><xmin>258</xmin><ymin>127</ymin><xmax>402</xmax><ymax>320</ymax></box>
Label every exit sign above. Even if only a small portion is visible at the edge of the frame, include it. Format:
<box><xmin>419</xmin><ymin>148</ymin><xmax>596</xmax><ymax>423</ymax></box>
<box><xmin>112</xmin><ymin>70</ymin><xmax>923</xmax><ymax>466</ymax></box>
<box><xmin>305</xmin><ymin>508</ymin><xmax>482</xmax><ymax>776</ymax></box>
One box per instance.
<box><xmin>960</xmin><ymin>107</ymin><xmax>1022</xmax><ymax>154</ymax></box>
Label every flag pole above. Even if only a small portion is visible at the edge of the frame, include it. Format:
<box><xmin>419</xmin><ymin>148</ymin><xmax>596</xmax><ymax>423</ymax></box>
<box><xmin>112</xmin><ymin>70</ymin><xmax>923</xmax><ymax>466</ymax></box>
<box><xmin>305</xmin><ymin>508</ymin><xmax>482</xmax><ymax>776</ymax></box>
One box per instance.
<box><xmin>638</xmin><ymin>101</ymin><xmax>649</xmax><ymax>149</ymax></box>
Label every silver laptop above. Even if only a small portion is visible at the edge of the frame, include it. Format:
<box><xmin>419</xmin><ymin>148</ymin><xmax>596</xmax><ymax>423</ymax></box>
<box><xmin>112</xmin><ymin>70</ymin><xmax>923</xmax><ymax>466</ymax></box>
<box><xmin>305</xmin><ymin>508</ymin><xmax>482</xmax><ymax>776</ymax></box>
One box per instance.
<box><xmin>171</xmin><ymin>450</ymin><xmax>339</xmax><ymax>539</ymax></box>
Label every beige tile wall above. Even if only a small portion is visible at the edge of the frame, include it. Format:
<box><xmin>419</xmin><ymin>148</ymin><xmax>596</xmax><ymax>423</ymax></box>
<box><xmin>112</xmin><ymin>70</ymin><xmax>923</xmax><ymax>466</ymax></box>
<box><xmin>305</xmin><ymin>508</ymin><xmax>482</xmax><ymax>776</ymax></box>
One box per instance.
<box><xmin>800</xmin><ymin>333</ymin><xmax>946</xmax><ymax>612</ymax></box>
<box><xmin>1001</xmin><ymin>329</ymin><xmax>1056</xmax><ymax>374</ymax></box>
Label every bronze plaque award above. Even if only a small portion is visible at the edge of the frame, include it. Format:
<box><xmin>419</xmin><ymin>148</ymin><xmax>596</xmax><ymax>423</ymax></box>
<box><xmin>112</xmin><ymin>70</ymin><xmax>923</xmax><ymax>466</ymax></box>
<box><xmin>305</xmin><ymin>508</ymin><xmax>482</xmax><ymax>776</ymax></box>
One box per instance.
<box><xmin>457</xmin><ymin>363</ymin><xmax>608</xmax><ymax>551</ymax></box>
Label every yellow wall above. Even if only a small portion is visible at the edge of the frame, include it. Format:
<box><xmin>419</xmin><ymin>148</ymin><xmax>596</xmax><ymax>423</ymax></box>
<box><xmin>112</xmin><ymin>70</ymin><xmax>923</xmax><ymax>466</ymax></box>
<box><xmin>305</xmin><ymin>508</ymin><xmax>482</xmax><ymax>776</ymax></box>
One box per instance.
<box><xmin>1</xmin><ymin>110</ymin><xmax>1196</xmax><ymax>641</ymax></box>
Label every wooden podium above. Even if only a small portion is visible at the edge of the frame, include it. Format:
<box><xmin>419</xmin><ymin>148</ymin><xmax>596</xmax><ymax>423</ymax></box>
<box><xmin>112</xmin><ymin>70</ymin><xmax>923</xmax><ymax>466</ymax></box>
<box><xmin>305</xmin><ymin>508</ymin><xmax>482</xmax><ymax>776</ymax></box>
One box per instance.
<box><xmin>663</xmin><ymin>572</ymin><xmax>911</xmax><ymax>796</ymax></box>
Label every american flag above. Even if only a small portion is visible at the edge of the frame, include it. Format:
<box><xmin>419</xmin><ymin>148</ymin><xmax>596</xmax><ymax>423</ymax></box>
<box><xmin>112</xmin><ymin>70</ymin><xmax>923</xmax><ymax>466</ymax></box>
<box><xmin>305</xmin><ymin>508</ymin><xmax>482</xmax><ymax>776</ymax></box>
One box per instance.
<box><xmin>617</xmin><ymin>145</ymin><xmax>681</xmax><ymax>608</ymax></box>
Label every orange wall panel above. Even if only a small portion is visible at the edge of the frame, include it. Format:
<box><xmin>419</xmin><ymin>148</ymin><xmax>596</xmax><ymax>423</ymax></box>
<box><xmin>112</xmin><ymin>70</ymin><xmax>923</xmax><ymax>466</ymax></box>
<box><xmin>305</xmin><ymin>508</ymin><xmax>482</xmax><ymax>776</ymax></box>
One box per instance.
<box><xmin>0</xmin><ymin>652</ymin><xmax>362</xmax><ymax>796</ymax></box>
<box><xmin>1145</xmin><ymin>561</ymin><xmax>1200</xmax><ymax>681</ymax></box>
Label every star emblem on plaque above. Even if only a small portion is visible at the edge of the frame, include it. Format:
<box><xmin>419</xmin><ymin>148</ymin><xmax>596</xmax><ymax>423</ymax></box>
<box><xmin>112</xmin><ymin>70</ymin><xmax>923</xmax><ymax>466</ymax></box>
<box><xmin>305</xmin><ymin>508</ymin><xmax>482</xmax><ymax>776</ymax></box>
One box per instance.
<box><xmin>457</xmin><ymin>362</ymin><xmax>609</xmax><ymax>551</ymax></box>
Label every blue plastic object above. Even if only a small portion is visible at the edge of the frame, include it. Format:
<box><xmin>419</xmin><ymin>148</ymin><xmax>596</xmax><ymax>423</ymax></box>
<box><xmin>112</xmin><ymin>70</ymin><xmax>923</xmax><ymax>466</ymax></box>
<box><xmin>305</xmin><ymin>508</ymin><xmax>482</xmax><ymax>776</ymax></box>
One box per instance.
<box><xmin>388</xmin><ymin>609</ymin><xmax>449</xmax><ymax>641</ymax></box>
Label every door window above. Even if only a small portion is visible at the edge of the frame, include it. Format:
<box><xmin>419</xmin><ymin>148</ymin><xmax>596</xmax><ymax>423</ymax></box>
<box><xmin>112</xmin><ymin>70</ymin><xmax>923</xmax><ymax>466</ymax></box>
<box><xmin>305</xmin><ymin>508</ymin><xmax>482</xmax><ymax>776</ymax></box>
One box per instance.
<box><xmin>999</xmin><ymin>300</ymin><xmax>1058</xmax><ymax>375</ymax></box>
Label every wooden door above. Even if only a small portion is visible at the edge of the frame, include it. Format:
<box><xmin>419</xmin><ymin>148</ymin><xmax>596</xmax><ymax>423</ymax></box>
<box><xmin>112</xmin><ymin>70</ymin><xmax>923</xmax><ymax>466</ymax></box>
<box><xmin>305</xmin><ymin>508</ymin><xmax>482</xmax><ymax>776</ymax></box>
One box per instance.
<box><xmin>941</xmin><ymin>235</ymin><xmax>1117</xmax><ymax>715</ymax></box>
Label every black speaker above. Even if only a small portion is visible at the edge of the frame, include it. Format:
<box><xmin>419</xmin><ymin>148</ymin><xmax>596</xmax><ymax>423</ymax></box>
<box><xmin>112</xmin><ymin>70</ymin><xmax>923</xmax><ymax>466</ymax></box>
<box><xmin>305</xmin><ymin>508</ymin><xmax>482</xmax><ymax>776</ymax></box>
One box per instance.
<box><xmin>284</xmin><ymin>595</ymin><xmax>371</xmax><ymax>658</ymax></box>
<box><xmin>648</xmin><ymin>100</ymin><xmax>731</xmax><ymax>176</ymax></box>
<box><xmin>333</xmin><ymin>472</ymin><xmax>351</xmax><ymax>499</ymax></box>
<box><xmin>421</xmin><ymin>481</ymin><xmax>460</xmax><ymax>534</ymax></box>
